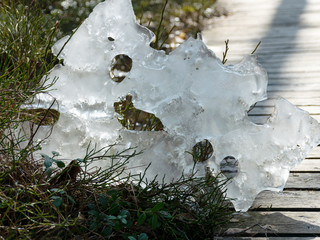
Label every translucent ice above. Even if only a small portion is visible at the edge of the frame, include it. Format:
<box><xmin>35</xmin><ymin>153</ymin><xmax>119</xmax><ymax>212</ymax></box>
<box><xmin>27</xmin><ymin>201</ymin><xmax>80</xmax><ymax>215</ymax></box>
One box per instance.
<box><xmin>28</xmin><ymin>0</ymin><xmax>320</xmax><ymax>211</ymax></box>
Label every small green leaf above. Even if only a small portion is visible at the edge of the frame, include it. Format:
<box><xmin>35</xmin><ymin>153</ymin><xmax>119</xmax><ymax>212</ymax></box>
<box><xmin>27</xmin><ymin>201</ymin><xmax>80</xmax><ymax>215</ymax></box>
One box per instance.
<box><xmin>107</xmin><ymin>215</ymin><xmax>117</xmax><ymax>220</ymax></box>
<box><xmin>128</xmin><ymin>237</ymin><xmax>136</xmax><ymax>240</ymax></box>
<box><xmin>66</xmin><ymin>194</ymin><xmax>75</xmax><ymax>204</ymax></box>
<box><xmin>89</xmin><ymin>221</ymin><xmax>102</xmax><ymax>230</ymax></box>
<box><xmin>45</xmin><ymin>167</ymin><xmax>53</xmax><ymax>177</ymax></box>
<box><xmin>120</xmin><ymin>217</ymin><xmax>127</xmax><ymax>225</ymax></box>
<box><xmin>54</xmin><ymin>160</ymin><xmax>65</xmax><ymax>168</ymax></box>
<box><xmin>88</xmin><ymin>203</ymin><xmax>96</xmax><ymax>210</ymax></box>
<box><xmin>160</xmin><ymin>210</ymin><xmax>172</xmax><ymax>219</ymax></box>
<box><xmin>107</xmin><ymin>189</ymin><xmax>118</xmax><ymax>198</ymax></box>
<box><xmin>145</xmin><ymin>208</ymin><xmax>152</xmax><ymax>214</ymax></box>
<box><xmin>88</xmin><ymin>210</ymin><xmax>99</xmax><ymax>217</ymax></box>
<box><xmin>101</xmin><ymin>227</ymin><xmax>113</xmax><ymax>237</ymax></box>
<box><xmin>99</xmin><ymin>194</ymin><xmax>109</xmax><ymax>209</ymax></box>
<box><xmin>151</xmin><ymin>214</ymin><xmax>160</xmax><ymax>230</ymax></box>
<box><xmin>152</xmin><ymin>202</ymin><xmax>164</xmax><ymax>212</ymax></box>
<box><xmin>42</xmin><ymin>154</ymin><xmax>53</xmax><ymax>168</ymax></box>
<box><xmin>138</xmin><ymin>233</ymin><xmax>148</xmax><ymax>240</ymax></box>
<box><xmin>120</xmin><ymin>209</ymin><xmax>129</xmax><ymax>217</ymax></box>
<box><xmin>137</xmin><ymin>213</ymin><xmax>147</xmax><ymax>225</ymax></box>
<box><xmin>99</xmin><ymin>212</ymin><xmax>108</xmax><ymax>220</ymax></box>
<box><xmin>109</xmin><ymin>202</ymin><xmax>120</xmax><ymax>215</ymax></box>
<box><xmin>108</xmin><ymin>220</ymin><xmax>116</xmax><ymax>227</ymax></box>
<box><xmin>51</xmin><ymin>196</ymin><xmax>63</xmax><ymax>207</ymax></box>
<box><xmin>50</xmin><ymin>188</ymin><xmax>65</xmax><ymax>194</ymax></box>
<box><xmin>52</xmin><ymin>151</ymin><xmax>60</xmax><ymax>156</ymax></box>
<box><xmin>89</xmin><ymin>222</ymin><xmax>97</xmax><ymax>230</ymax></box>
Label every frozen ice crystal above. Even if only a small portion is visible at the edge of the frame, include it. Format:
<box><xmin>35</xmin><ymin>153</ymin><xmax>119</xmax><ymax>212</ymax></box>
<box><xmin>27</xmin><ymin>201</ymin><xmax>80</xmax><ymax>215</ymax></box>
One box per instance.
<box><xmin>27</xmin><ymin>0</ymin><xmax>320</xmax><ymax>211</ymax></box>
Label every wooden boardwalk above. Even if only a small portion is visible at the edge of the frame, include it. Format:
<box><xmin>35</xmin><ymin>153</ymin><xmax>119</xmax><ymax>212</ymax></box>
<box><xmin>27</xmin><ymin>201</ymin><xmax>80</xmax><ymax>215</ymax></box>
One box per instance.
<box><xmin>202</xmin><ymin>0</ymin><xmax>320</xmax><ymax>238</ymax></box>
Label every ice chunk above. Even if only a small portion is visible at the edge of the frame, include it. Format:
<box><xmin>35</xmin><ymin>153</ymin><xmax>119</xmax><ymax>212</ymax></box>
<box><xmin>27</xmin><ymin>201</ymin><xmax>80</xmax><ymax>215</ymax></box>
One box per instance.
<box><xmin>27</xmin><ymin>0</ymin><xmax>320</xmax><ymax>211</ymax></box>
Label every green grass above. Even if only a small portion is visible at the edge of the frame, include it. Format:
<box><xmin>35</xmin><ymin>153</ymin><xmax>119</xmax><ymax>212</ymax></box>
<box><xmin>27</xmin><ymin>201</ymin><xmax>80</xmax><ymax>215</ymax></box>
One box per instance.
<box><xmin>0</xmin><ymin>1</ymin><xmax>233</xmax><ymax>239</ymax></box>
<box><xmin>0</xmin><ymin>144</ymin><xmax>232</xmax><ymax>239</ymax></box>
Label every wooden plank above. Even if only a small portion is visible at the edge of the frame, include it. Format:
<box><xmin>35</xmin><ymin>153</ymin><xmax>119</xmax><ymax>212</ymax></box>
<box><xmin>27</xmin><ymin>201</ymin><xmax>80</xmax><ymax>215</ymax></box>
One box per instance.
<box><xmin>267</xmin><ymin>91</ymin><xmax>320</xmax><ymax>97</ymax></box>
<box><xmin>286</xmin><ymin>173</ymin><xmax>320</xmax><ymax>189</ymax></box>
<box><xmin>267</xmin><ymin>91</ymin><xmax>320</xmax><ymax>99</ymax></box>
<box><xmin>268</xmin><ymin>85</ymin><xmax>320</xmax><ymax>92</ymax></box>
<box><xmin>306</xmin><ymin>147</ymin><xmax>320</xmax><ymax>158</ymax></box>
<box><xmin>267</xmin><ymin>72</ymin><xmax>320</xmax><ymax>79</ymax></box>
<box><xmin>253</xmin><ymin>100</ymin><xmax>320</xmax><ymax>108</ymax></box>
<box><xmin>205</xmin><ymin>38</ymin><xmax>320</xmax><ymax>53</ymax></box>
<box><xmin>211</xmin><ymin>12</ymin><xmax>320</xmax><ymax>27</ymax></box>
<box><xmin>254</xmin><ymin>98</ymin><xmax>320</xmax><ymax>107</ymax></box>
<box><xmin>248</xmin><ymin>115</ymin><xmax>320</xmax><ymax>125</ymax></box>
<box><xmin>249</xmin><ymin>106</ymin><xmax>320</xmax><ymax>115</ymax></box>
<box><xmin>291</xmin><ymin>159</ymin><xmax>320</xmax><ymax>172</ymax></box>
<box><xmin>252</xmin><ymin>191</ymin><xmax>320</xmax><ymax>209</ymax></box>
<box><xmin>205</xmin><ymin>28</ymin><xmax>320</xmax><ymax>42</ymax></box>
<box><xmin>205</xmin><ymin>25</ymin><xmax>320</xmax><ymax>38</ymax></box>
<box><xmin>263</xmin><ymin>61</ymin><xmax>320</xmax><ymax>69</ymax></box>
<box><xmin>224</xmin><ymin>212</ymin><xmax>320</xmax><ymax>236</ymax></box>
<box><xmin>268</xmin><ymin>79</ymin><xmax>320</xmax><ymax>85</ymax></box>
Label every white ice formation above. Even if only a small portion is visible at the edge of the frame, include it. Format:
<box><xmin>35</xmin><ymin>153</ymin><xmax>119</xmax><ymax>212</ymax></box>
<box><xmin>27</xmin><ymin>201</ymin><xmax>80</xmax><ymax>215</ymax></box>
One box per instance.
<box><xmin>29</xmin><ymin>0</ymin><xmax>320</xmax><ymax>211</ymax></box>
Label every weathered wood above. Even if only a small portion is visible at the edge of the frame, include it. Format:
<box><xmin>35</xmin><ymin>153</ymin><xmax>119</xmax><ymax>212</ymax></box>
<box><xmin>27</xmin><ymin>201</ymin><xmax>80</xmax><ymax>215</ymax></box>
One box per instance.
<box><xmin>252</xmin><ymin>191</ymin><xmax>320</xmax><ymax>209</ymax></box>
<box><xmin>248</xmin><ymin>115</ymin><xmax>320</xmax><ymax>125</ymax></box>
<box><xmin>224</xmin><ymin>212</ymin><xmax>320</xmax><ymax>235</ymax></box>
<box><xmin>267</xmin><ymin>92</ymin><xmax>320</xmax><ymax>99</ymax></box>
<box><xmin>249</xmin><ymin>106</ymin><xmax>320</xmax><ymax>115</ymax></box>
<box><xmin>291</xmin><ymin>159</ymin><xmax>320</xmax><ymax>172</ymax></box>
<box><xmin>305</xmin><ymin>147</ymin><xmax>320</xmax><ymax>158</ymax></box>
<box><xmin>268</xmin><ymin>79</ymin><xmax>320</xmax><ymax>85</ymax></box>
<box><xmin>268</xmin><ymin>85</ymin><xmax>320</xmax><ymax>92</ymax></box>
<box><xmin>255</xmin><ymin>98</ymin><xmax>320</xmax><ymax>107</ymax></box>
<box><xmin>286</xmin><ymin>173</ymin><xmax>320</xmax><ymax>189</ymax></box>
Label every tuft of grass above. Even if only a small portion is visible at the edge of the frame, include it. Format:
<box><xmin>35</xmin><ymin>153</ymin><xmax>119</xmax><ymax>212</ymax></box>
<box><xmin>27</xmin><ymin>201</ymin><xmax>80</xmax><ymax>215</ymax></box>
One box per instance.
<box><xmin>0</xmin><ymin>2</ymin><xmax>60</xmax><ymax>132</ymax></box>
<box><xmin>0</xmin><ymin>144</ymin><xmax>232</xmax><ymax>239</ymax></box>
<box><xmin>0</xmin><ymin>2</ymin><xmax>60</xmax><ymax>176</ymax></box>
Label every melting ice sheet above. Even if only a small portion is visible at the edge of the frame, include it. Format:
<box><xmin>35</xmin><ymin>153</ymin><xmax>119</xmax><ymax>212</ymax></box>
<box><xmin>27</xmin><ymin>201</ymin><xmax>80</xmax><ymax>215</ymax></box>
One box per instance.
<box><xmin>28</xmin><ymin>0</ymin><xmax>320</xmax><ymax>211</ymax></box>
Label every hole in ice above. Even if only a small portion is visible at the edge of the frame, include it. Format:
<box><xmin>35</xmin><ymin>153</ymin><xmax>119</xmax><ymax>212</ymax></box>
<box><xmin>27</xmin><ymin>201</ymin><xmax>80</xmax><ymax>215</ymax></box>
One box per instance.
<box><xmin>247</xmin><ymin>101</ymin><xmax>274</xmax><ymax>125</ymax></box>
<box><xmin>108</xmin><ymin>37</ymin><xmax>115</xmax><ymax>41</ymax></box>
<box><xmin>192</xmin><ymin>139</ymin><xmax>213</xmax><ymax>163</ymax></box>
<box><xmin>247</xmin><ymin>102</ymin><xmax>258</xmax><ymax>113</ymax></box>
<box><xmin>114</xmin><ymin>95</ymin><xmax>164</xmax><ymax>131</ymax></box>
<box><xmin>220</xmin><ymin>156</ymin><xmax>239</xmax><ymax>179</ymax></box>
<box><xmin>110</xmin><ymin>54</ymin><xmax>132</xmax><ymax>83</ymax></box>
<box><xmin>20</xmin><ymin>108</ymin><xmax>60</xmax><ymax>126</ymax></box>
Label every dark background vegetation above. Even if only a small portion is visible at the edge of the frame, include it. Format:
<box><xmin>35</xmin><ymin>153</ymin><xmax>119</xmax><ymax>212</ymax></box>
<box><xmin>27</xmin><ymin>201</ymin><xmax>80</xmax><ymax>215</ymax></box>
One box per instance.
<box><xmin>1</xmin><ymin>0</ymin><xmax>226</xmax><ymax>50</ymax></box>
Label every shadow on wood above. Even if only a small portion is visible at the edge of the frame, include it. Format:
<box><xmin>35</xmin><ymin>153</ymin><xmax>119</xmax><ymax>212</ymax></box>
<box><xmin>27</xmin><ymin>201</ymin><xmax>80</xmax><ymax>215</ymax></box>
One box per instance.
<box><xmin>224</xmin><ymin>211</ymin><xmax>320</xmax><ymax>237</ymax></box>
